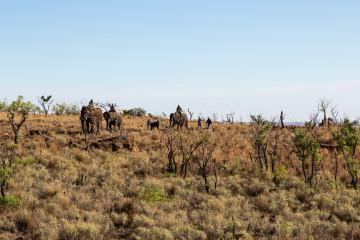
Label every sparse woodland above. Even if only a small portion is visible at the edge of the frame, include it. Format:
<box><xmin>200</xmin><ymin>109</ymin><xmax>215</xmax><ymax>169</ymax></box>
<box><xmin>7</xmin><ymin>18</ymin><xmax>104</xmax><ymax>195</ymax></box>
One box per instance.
<box><xmin>0</xmin><ymin>102</ymin><xmax>360</xmax><ymax>239</ymax></box>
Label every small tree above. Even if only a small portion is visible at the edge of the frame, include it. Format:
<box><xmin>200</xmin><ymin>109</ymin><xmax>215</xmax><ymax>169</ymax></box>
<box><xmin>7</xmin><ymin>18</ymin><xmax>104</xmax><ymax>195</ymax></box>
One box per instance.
<box><xmin>128</xmin><ymin>108</ymin><xmax>146</xmax><ymax>117</ymax></box>
<box><xmin>294</xmin><ymin>128</ymin><xmax>323</xmax><ymax>186</ymax></box>
<box><xmin>187</xmin><ymin>108</ymin><xmax>194</xmax><ymax>121</ymax></box>
<box><xmin>52</xmin><ymin>102</ymin><xmax>80</xmax><ymax>115</ymax></box>
<box><xmin>0</xmin><ymin>144</ymin><xmax>17</xmax><ymax>197</ymax></box>
<box><xmin>100</xmin><ymin>102</ymin><xmax>118</xmax><ymax>112</ymax></box>
<box><xmin>37</xmin><ymin>95</ymin><xmax>53</xmax><ymax>117</ymax></box>
<box><xmin>211</xmin><ymin>112</ymin><xmax>218</xmax><ymax>122</ymax></box>
<box><xmin>305</xmin><ymin>112</ymin><xmax>320</xmax><ymax>130</ymax></box>
<box><xmin>331</xmin><ymin>119</ymin><xmax>360</xmax><ymax>189</ymax></box>
<box><xmin>195</xmin><ymin>135</ymin><xmax>215</xmax><ymax>193</ymax></box>
<box><xmin>318</xmin><ymin>99</ymin><xmax>331</xmax><ymax>126</ymax></box>
<box><xmin>0</xmin><ymin>99</ymin><xmax>7</xmax><ymax>112</ymax></box>
<box><xmin>165</xmin><ymin>129</ymin><xmax>180</xmax><ymax>173</ymax></box>
<box><xmin>5</xmin><ymin>95</ymin><xmax>35</xmax><ymax>144</ymax></box>
<box><xmin>179</xmin><ymin>132</ymin><xmax>208</xmax><ymax>178</ymax></box>
<box><xmin>250</xmin><ymin>114</ymin><xmax>272</xmax><ymax>170</ymax></box>
<box><xmin>268</xmin><ymin>132</ymin><xmax>280</xmax><ymax>173</ymax></box>
<box><xmin>226</xmin><ymin>111</ymin><xmax>235</xmax><ymax>124</ymax></box>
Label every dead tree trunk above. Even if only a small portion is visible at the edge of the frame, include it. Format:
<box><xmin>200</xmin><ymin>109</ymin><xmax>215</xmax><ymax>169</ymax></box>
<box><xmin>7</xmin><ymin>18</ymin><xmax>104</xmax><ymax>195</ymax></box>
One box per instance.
<box><xmin>280</xmin><ymin>111</ymin><xmax>285</xmax><ymax>129</ymax></box>
<box><xmin>7</xmin><ymin>112</ymin><xmax>27</xmax><ymax>144</ymax></box>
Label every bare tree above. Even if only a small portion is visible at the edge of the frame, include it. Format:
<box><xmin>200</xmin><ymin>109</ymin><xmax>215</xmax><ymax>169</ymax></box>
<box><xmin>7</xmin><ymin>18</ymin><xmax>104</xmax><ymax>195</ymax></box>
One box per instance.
<box><xmin>239</xmin><ymin>115</ymin><xmax>243</xmax><ymax>125</ymax></box>
<box><xmin>226</xmin><ymin>111</ymin><xmax>235</xmax><ymax>124</ymax></box>
<box><xmin>100</xmin><ymin>102</ymin><xmax>118</xmax><ymax>112</ymax></box>
<box><xmin>187</xmin><ymin>108</ymin><xmax>194</xmax><ymax>121</ymax></box>
<box><xmin>280</xmin><ymin>111</ymin><xmax>285</xmax><ymax>129</ymax></box>
<box><xmin>211</xmin><ymin>112</ymin><xmax>218</xmax><ymax>122</ymax></box>
<box><xmin>318</xmin><ymin>99</ymin><xmax>331</xmax><ymax>126</ymax></box>
<box><xmin>306</xmin><ymin>112</ymin><xmax>319</xmax><ymax>130</ymax></box>
<box><xmin>37</xmin><ymin>95</ymin><xmax>54</xmax><ymax>117</ymax></box>
<box><xmin>329</xmin><ymin>105</ymin><xmax>338</xmax><ymax>125</ymax></box>
<box><xmin>196</xmin><ymin>136</ymin><xmax>216</xmax><ymax>193</ymax></box>
<box><xmin>179</xmin><ymin>132</ymin><xmax>208</xmax><ymax>178</ymax></box>
<box><xmin>165</xmin><ymin>129</ymin><xmax>180</xmax><ymax>173</ymax></box>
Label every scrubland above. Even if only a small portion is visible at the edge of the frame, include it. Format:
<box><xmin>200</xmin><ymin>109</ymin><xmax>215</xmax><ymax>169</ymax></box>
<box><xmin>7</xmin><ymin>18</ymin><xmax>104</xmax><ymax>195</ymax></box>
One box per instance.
<box><xmin>0</xmin><ymin>113</ymin><xmax>359</xmax><ymax>240</ymax></box>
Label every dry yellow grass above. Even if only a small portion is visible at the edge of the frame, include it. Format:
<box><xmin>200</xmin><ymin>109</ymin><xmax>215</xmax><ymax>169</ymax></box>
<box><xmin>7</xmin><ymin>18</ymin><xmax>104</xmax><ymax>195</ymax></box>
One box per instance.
<box><xmin>0</xmin><ymin>113</ymin><xmax>359</xmax><ymax>239</ymax></box>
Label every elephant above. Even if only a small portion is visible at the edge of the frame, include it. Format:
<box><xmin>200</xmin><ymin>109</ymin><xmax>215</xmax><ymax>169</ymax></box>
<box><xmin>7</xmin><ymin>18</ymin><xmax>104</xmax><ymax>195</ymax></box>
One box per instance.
<box><xmin>169</xmin><ymin>112</ymin><xmax>188</xmax><ymax>129</ymax></box>
<box><xmin>147</xmin><ymin>118</ymin><xmax>159</xmax><ymax>130</ymax></box>
<box><xmin>80</xmin><ymin>105</ymin><xmax>103</xmax><ymax>135</ymax></box>
<box><xmin>103</xmin><ymin>110</ymin><xmax>123</xmax><ymax>132</ymax></box>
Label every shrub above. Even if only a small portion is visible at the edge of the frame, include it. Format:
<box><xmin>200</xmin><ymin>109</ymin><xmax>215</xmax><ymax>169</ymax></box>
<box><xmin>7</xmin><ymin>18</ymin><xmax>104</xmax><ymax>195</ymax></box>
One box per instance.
<box><xmin>128</xmin><ymin>108</ymin><xmax>146</xmax><ymax>117</ymax></box>
<box><xmin>172</xmin><ymin>226</ymin><xmax>207</xmax><ymax>240</ymax></box>
<box><xmin>272</xmin><ymin>165</ymin><xmax>288</xmax><ymax>184</ymax></box>
<box><xmin>133</xmin><ymin>227</ymin><xmax>174</xmax><ymax>240</ymax></box>
<box><xmin>13</xmin><ymin>210</ymin><xmax>35</xmax><ymax>233</ymax></box>
<box><xmin>14</xmin><ymin>157</ymin><xmax>36</xmax><ymax>165</ymax></box>
<box><xmin>243</xmin><ymin>179</ymin><xmax>267</xmax><ymax>197</ymax></box>
<box><xmin>0</xmin><ymin>196</ymin><xmax>24</xmax><ymax>207</ymax></box>
<box><xmin>52</xmin><ymin>102</ymin><xmax>80</xmax><ymax>115</ymax></box>
<box><xmin>59</xmin><ymin>223</ymin><xmax>100</xmax><ymax>240</ymax></box>
<box><xmin>164</xmin><ymin>172</ymin><xmax>177</xmax><ymax>178</ymax></box>
<box><xmin>139</xmin><ymin>186</ymin><xmax>169</xmax><ymax>202</ymax></box>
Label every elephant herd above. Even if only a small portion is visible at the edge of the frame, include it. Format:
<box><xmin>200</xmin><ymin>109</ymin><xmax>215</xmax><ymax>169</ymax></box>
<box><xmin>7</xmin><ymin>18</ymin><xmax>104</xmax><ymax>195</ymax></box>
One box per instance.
<box><xmin>80</xmin><ymin>105</ymin><xmax>123</xmax><ymax>134</ymax></box>
<box><xmin>80</xmin><ymin>105</ymin><xmax>188</xmax><ymax>135</ymax></box>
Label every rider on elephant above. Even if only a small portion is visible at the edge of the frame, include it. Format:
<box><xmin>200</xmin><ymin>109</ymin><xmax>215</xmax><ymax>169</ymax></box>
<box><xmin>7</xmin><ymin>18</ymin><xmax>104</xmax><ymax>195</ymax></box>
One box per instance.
<box><xmin>176</xmin><ymin>105</ymin><xmax>183</xmax><ymax>116</ymax></box>
<box><xmin>109</xmin><ymin>104</ymin><xmax>115</xmax><ymax>112</ymax></box>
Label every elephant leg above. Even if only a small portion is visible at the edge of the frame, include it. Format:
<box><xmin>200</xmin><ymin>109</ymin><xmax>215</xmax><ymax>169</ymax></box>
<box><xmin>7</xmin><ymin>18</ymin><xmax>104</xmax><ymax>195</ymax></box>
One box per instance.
<box><xmin>88</xmin><ymin>121</ymin><xmax>92</xmax><ymax>134</ymax></box>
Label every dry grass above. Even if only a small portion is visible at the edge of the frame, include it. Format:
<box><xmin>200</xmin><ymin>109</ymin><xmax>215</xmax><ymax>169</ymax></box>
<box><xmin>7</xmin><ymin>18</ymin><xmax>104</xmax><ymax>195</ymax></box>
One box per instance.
<box><xmin>0</xmin><ymin>113</ymin><xmax>359</xmax><ymax>239</ymax></box>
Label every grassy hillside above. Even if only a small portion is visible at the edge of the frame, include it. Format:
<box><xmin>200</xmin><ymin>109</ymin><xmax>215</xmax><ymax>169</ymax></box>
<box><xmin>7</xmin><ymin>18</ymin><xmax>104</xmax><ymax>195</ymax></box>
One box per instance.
<box><xmin>0</xmin><ymin>113</ymin><xmax>359</xmax><ymax>240</ymax></box>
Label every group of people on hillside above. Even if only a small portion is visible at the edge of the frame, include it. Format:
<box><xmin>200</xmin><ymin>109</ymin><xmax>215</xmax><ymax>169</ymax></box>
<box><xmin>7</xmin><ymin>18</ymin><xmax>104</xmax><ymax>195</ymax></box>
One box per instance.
<box><xmin>198</xmin><ymin>116</ymin><xmax>212</xmax><ymax>129</ymax></box>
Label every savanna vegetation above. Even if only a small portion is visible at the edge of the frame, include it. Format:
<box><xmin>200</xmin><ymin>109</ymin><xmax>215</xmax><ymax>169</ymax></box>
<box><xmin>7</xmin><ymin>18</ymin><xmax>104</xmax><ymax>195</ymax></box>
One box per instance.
<box><xmin>0</xmin><ymin>96</ymin><xmax>360</xmax><ymax>240</ymax></box>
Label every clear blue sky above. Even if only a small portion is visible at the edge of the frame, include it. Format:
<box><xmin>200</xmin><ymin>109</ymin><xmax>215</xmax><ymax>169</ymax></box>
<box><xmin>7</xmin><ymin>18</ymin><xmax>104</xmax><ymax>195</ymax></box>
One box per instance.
<box><xmin>1</xmin><ymin>1</ymin><xmax>359</xmax><ymax>121</ymax></box>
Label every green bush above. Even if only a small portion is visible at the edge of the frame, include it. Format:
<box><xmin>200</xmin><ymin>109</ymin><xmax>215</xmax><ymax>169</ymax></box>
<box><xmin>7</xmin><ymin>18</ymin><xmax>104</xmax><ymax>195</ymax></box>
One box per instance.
<box><xmin>0</xmin><ymin>196</ymin><xmax>25</xmax><ymax>207</ymax></box>
<box><xmin>14</xmin><ymin>157</ymin><xmax>36</xmax><ymax>165</ymax></box>
<box><xmin>273</xmin><ymin>165</ymin><xmax>288</xmax><ymax>184</ymax></box>
<box><xmin>139</xmin><ymin>186</ymin><xmax>169</xmax><ymax>202</ymax></box>
<box><xmin>52</xmin><ymin>102</ymin><xmax>80</xmax><ymax>115</ymax></box>
<box><xmin>164</xmin><ymin>172</ymin><xmax>177</xmax><ymax>178</ymax></box>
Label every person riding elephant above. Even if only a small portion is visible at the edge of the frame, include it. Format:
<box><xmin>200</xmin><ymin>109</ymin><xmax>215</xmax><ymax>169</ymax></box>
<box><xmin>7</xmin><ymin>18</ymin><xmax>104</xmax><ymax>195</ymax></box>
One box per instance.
<box><xmin>169</xmin><ymin>111</ymin><xmax>188</xmax><ymax>129</ymax></box>
<box><xmin>176</xmin><ymin>105</ymin><xmax>182</xmax><ymax>116</ymax></box>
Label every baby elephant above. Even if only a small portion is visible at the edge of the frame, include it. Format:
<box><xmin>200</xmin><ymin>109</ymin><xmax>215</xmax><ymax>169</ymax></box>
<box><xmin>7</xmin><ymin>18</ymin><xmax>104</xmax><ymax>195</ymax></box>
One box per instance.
<box><xmin>147</xmin><ymin>118</ymin><xmax>159</xmax><ymax>130</ymax></box>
